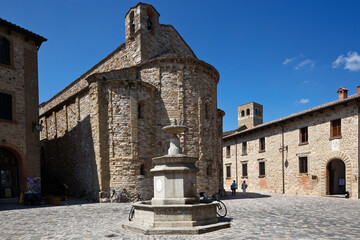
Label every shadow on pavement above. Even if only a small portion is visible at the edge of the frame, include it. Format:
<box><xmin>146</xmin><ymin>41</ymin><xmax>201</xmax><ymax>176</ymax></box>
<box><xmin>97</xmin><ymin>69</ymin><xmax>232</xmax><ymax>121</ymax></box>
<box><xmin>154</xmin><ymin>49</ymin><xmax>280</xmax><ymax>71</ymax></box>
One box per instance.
<box><xmin>0</xmin><ymin>198</ymin><xmax>93</xmax><ymax>211</ymax></box>
<box><xmin>221</xmin><ymin>191</ymin><xmax>271</xmax><ymax>200</ymax></box>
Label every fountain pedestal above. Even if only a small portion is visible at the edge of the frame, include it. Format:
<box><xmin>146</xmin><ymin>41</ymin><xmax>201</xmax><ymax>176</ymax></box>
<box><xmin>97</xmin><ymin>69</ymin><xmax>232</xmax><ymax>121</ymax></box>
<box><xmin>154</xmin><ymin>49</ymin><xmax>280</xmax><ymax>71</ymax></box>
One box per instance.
<box><xmin>122</xmin><ymin>125</ymin><xmax>230</xmax><ymax>234</ymax></box>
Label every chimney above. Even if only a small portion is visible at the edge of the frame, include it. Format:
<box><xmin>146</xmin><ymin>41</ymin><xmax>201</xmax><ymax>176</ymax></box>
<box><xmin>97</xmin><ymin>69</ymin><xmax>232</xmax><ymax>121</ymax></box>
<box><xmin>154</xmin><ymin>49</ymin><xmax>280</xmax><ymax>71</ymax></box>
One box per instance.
<box><xmin>337</xmin><ymin>87</ymin><xmax>349</xmax><ymax>100</ymax></box>
<box><xmin>357</xmin><ymin>86</ymin><xmax>360</xmax><ymax>95</ymax></box>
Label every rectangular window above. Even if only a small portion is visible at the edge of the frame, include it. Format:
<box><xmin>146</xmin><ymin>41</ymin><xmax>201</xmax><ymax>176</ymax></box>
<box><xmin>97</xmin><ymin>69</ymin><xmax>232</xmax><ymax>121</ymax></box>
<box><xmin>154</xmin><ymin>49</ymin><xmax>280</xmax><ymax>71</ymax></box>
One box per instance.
<box><xmin>259</xmin><ymin>162</ymin><xmax>265</xmax><ymax>176</ymax></box>
<box><xmin>226</xmin><ymin>165</ymin><xmax>231</xmax><ymax>178</ymax></box>
<box><xmin>299</xmin><ymin>157</ymin><xmax>308</xmax><ymax>173</ymax></box>
<box><xmin>242</xmin><ymin>142</ymin><xmax>247</xmax><ymax>155</ymax></box>
<box><xmin>226</xmin><ymin>146</ymin><xmax>230</xmax><ymax>158</ymax></box>
<box><xmin>300</xmin><ymin>127</ymin><xmax>308</xmax><ymax>143</ymax></box>
<box><xmin>242</xmin><ymin>163</ymin><xmax>248</xmax><ymax>177</ymax></box>
<box><xmin>0</xmin><ymin>92</ymin><xmax>12</xmax><ymax>120</ymax></box>
<box><xmin>331</xmin><ymin>119</ymin><xmax>341</xmax><ymax>138</ymax></box>
<box><xmin>259</xmin><ymin>137</ymin><xmax>265</xmax><ymax>151</ymax></box>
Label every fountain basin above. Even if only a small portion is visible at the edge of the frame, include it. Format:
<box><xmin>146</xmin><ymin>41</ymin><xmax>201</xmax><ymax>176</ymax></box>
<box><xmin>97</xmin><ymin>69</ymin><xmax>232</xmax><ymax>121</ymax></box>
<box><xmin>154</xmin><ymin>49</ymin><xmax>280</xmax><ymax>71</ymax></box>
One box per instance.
<box><xmin>122</xmin><ymin>202</ymin><xmax>230</xmax><ymax>235</ymax></box>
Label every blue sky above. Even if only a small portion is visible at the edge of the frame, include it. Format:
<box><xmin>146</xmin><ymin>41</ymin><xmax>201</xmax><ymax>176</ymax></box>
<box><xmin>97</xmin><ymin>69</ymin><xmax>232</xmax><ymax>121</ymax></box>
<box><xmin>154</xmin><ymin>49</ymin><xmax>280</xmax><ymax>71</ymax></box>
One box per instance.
<box><xmin>1</xmin><ymin>0</ymin><xmax>360</xmax><ymax>131</ymax></box>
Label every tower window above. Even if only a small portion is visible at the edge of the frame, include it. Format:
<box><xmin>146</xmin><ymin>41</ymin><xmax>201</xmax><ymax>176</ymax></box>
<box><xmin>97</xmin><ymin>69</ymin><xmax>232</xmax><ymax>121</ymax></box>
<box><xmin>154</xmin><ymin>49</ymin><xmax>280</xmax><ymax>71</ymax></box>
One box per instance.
<box><xmin>246</xmin><ymin>108</ymin><xmax>250</xmax><ymax>115</ymax></box>
<box><xmin>0</xmin><ymin>92</ymin><xmax>12</xmax><ymax>120</ymax></box>
<box><xmin>241</xmin><ymin>110</ymin><xmax>245</xmax><ymax>117</ymax></box>
<box><xmin>129</xmin><ymin>12</ymin><xmax>135</xmax><ymax>37</ymax></box>
<box><xmin>0</xmin><ymin>36</ymin><xmax>11</xmax><ymax>65</ymax></box>
<box><xmin>255</xmin><ymin>109</ymin><xmax>258</xmax><ymax>115</ymax></box>
<box><xmin>147</xmin><ymin>16</ymin><xmax>152</xmax><ymax>30</ymax></box>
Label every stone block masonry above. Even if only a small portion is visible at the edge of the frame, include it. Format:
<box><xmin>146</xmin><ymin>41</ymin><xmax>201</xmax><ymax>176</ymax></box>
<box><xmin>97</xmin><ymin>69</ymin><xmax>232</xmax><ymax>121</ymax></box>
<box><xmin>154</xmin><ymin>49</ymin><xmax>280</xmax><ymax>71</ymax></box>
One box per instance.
<box><xmin>39</xmin><ymin>3</ymin><xmax>224</xmax><ymax>201</ymax></box>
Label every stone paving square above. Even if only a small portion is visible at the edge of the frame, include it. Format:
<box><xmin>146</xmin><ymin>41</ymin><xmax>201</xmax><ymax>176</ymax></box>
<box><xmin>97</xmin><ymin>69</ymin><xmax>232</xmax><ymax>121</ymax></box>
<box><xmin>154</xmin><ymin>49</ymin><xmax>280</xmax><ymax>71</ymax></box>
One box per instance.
<box><xmin>0</xmin><ymin>192</ymin><xmax>359</xmax><ymax>239</ymax></box>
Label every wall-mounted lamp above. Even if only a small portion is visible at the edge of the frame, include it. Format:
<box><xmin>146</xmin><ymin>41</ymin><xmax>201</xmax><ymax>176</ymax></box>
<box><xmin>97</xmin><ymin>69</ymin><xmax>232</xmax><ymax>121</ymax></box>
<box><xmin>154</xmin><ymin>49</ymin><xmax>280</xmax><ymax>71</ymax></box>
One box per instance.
<box><xmin>32</xmin><ymin>121</ymin><xmax>44</xmax><ymax>132</ymax></box>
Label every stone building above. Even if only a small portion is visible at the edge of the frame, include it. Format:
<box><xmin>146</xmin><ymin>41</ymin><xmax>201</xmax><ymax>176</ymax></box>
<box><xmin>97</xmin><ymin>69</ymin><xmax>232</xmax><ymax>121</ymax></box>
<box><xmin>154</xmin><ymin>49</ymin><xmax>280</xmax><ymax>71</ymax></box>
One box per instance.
<box><xmin>223</xmin><ymin>87</ymin><xmax>360</xmax><ymax>199</ymax></box>
<box><xmin>39</xmin><ymin>3</ymin><xmax>224</xmax><ymax>201</ymax></box>
<box><xmin>0</xmin><ymin>18</ymin><xmax>46</xmax><ymax>198</ymax></box>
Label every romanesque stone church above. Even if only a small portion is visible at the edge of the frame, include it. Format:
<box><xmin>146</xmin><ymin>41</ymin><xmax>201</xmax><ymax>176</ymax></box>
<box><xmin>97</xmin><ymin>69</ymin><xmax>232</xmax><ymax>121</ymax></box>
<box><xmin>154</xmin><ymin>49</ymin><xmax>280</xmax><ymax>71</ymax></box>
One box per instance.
<box><xmin>39</xmin><ymin>3</ymin><xmax>225</xmax><ymax>201</ymax></box>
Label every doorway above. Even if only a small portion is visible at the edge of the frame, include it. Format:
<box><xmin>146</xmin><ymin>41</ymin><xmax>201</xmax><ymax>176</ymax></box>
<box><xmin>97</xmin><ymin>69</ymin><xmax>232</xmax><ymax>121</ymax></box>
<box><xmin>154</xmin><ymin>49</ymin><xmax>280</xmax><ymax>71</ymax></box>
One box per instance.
<box><xmin>326</xmin><ymin>159</ymin><xmax>346</xmax><ymax>195</ymax></box>
<box><xmin>0</xmin><ymin>148</ymin><xmax>19</xmax><ymax>198</ymax></box>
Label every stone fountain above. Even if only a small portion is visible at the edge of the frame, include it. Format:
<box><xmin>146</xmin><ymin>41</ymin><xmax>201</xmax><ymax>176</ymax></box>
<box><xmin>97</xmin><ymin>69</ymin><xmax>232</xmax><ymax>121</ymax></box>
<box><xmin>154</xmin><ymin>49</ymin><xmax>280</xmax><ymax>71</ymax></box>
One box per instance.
<box><xmin>122</xmin><ymin>124</ymin><xmax>230</xmax><ymax>234</ymax></box>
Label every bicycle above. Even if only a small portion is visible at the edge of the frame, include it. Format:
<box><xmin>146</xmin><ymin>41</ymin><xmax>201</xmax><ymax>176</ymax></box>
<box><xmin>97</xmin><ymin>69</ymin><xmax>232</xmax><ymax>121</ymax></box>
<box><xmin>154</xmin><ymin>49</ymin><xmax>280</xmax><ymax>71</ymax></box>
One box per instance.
<box><xmin>199</xmin><ymin>192</ymin><xmax>227</xmax><ymax>218</ymax></box>
<box><xmin>128</xmin><ymin>194</ymin><xmax>144</xmax><ymax>221</ymax></box>
<box><xmin>111</xmin><ymin>188</ymin><xmax>130</xmax><ymax>203</ymax></box>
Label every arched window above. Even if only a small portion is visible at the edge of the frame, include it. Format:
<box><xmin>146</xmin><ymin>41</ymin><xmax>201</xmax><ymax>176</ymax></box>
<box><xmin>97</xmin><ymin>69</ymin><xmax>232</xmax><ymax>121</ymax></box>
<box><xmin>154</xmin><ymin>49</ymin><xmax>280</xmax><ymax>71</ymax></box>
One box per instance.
<box><xmin>241</xmin><ymin>110</ymin><xmax>245</xmax><ymax>117</ymax></box>
<box><xmin>0</xmin><ymin>36</ymin><xmax>10</xmax><ymax>65</ymax></box>
<box><xmin>246</xmin><ymin>108</ymin><xmax>250</xmax><ymax>116</ymax></box>
<box><xmin>255</xmin><ymin>109</ymin><xmax>258</xmax><ymax>115</ymax></box>
<box><xmin>129</xmin><ymin>11</ymin><xmax>135</xmax><ymax>37</ymax></box>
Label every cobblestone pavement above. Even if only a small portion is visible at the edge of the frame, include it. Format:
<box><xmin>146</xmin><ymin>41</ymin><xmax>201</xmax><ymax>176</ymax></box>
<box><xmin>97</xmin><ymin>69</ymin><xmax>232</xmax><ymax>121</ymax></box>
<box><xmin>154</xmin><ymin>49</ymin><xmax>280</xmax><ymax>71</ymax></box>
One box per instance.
<box><xmin>1</xmin><ymin>192</ymin><xmax>359</xmax><ymax>240</ymax></box>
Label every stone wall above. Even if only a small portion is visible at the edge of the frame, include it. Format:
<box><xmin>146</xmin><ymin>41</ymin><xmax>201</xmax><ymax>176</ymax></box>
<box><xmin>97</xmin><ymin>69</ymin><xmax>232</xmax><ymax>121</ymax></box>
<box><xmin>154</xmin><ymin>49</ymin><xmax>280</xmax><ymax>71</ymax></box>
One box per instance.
<box><xmin>39</xmin><ymin>3</ymin><xmax>223</xmax><ymax>201</ymax></box>
<box><xmin>0</xmin><ymin>25</ymin><xmax>42</xmax><ymax>193</ymax></box>
<box><xmin>224</xmin><ymin>100</ymin><xmax>359</xmax><ymax>198</ymax></box>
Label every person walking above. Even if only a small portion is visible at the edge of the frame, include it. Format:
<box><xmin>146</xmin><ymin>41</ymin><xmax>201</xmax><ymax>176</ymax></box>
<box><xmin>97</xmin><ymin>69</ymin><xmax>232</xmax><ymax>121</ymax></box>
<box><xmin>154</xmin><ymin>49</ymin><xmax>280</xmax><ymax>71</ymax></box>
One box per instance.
<box><xmin>241</xmin><ymin>180</ymin><xmax>247</xmax><ymax>196</ymax></box>
<box><xmin>231</xmin><ymin>180</ymin><xmax>237</xmax><ymax>196</ymax></box>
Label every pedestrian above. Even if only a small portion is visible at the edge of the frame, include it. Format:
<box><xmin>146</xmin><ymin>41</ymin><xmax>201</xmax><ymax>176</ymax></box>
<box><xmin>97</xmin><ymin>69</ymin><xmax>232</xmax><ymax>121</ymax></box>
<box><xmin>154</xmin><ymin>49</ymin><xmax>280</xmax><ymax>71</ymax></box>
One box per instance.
<box><xmin>231</xmin><ymin>180</ymin><xmax>237</xmax><ymax>196</ymax></box>
<box><xmin>241</xmin><ymin>180</ymin><xmax>247</xmax><ymax>196</ymax></box>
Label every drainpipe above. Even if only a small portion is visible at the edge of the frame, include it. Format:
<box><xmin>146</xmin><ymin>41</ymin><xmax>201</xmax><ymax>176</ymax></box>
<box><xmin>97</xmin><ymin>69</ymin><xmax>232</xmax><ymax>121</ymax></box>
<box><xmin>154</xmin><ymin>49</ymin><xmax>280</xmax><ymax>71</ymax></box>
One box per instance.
<box><xmin>235</xmin><ymin>137</ymin><xmax>238</xmax><ymax>185</ymax></box>
<box><xmin>281</xmin><ymin>125</ymin><xmax>285</xmax><ymax>194</ymax></box>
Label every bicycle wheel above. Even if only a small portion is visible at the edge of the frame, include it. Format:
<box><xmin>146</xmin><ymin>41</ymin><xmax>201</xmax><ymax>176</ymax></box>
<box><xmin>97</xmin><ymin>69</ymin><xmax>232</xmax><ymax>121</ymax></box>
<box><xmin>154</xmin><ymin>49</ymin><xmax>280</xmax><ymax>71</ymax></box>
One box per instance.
<box><xmin>128</xmin><ymin>206</ymin><xmax>135</xmax><ymax>221</ymax></box>
<box><xmin>216</xmin><ymin>200</ymin><xmax>227</xmax><ymax>218</ymax></box>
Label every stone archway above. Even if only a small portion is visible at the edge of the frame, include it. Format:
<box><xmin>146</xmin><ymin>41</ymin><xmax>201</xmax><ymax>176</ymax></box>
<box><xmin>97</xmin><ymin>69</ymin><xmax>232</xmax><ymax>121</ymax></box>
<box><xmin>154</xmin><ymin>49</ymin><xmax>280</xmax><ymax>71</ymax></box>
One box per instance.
<box><xmin>320</xmin><ymin>151</ymin><xmax>352</xmax><ymax>197</ymax></box>
<box><xmin>0</xmin><ymin>143</ymin><xmax>26</xmax><ymax>195</ymax></box>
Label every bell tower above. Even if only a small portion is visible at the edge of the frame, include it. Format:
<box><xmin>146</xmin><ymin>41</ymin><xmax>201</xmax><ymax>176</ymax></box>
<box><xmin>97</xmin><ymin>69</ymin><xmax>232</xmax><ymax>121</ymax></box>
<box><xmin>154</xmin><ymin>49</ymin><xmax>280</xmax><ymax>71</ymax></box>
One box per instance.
<box><xmin>238</xmin><ymin>102</ymin><xmax>263</xmax><ymax>129</ymax></box>
<box><xmin>125</xmin><ymin>3</ymin><xmax>160</xmax><ymax>42</ymax></box>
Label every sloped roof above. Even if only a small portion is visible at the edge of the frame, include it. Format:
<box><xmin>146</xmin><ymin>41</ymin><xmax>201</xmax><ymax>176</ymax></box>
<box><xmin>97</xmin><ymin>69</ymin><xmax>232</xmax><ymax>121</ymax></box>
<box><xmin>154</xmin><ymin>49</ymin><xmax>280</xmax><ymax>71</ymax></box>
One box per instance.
<box><xmin>0</xmin><ymin>17</ymin><xmax>47</xmax><ymax>46</ymax></box>
<box><xmin>224</xmin><ymin>93</ymin><xmax>360</xmax><ymax>139</ymax></box>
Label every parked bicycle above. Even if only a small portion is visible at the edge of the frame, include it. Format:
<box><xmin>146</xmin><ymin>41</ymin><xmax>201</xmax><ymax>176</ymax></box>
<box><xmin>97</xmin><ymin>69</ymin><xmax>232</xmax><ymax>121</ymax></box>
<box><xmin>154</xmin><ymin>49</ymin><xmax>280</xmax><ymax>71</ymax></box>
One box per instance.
<box><xmin>199</xmin><ymin>192</ymin><xmax>227</xmax><ymax>218</ymax></box>
<box><xmin>128</xmin><ymin>194</ymin><xmax>144</xmax><ymax>221</ymax></box>
<box><xmin>111</xmin><ymin>188</ymin><xmax>130</xmax><ymax>203</ymax></box>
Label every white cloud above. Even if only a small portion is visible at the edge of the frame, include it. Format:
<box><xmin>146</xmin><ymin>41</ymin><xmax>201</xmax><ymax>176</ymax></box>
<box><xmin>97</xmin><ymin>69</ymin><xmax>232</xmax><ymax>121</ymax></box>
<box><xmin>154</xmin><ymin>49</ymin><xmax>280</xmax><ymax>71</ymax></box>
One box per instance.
<box><xmin>299</xmin><ymin>98</ymin><xmax>310</xmax><ymax>104</ymax></box>
<box><xmin>282</xmin><ymin>55</ymin><xmax>302</xmax><ymax>65</ymax></box>
<box><xmin>283</xmin><ymin>57</ymin><xmax>296</xmax><ymax>65</ymax></box>
<box><xmin>302</xmin><ymin>80</ymin><xmax>310</xmax><ymax>84</ymax></box>
<box><xmin>332</xmin><ymin>51</ymin><xmax>360</xmax><ymax>72</ymax></box>
<box><xmin>295</xmin><ymin>59</ymin><xmax>315</xmax><ymax>70</ymax></box>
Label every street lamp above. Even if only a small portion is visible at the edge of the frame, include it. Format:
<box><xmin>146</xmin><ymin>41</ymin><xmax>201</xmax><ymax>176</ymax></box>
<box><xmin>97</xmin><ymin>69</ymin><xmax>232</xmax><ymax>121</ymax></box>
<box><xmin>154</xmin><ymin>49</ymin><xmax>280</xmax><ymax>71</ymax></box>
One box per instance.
<box><xmin>32</xmin><ymin>121</ymin><xmax>44</xmax><ymax>132</ymax></box>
